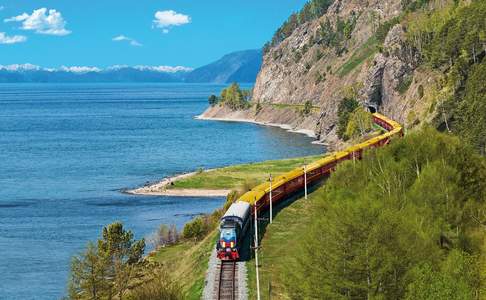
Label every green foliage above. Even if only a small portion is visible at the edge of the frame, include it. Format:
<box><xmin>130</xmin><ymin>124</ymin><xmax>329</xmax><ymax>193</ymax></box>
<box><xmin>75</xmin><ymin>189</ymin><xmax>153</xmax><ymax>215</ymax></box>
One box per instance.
<box><xmin>345</xmin><ymin>107</ymin><xmax>373</xmax><ymax>139</ymax></box>
<box><xmin>454</xmin><ymin>60</ymin><xmax>486</xmax><ymax>155</ymax></box>
<box><xmin>337</xmin><ymin>97</ymin><xmax>359</xmax><ymax>140</ymax></box>
<box><xmin>264</xmin><ymin>0</ymin><xmax>334</xmax><ymax>53</ymax></box>
<box><xmin>407</xmin><ymin>1</ymin><xmax>485</xmax><ymax>68</ymax></box>
<box><xmin>68</xmin><ymin>222</ymin><xmax>146</xmax><ymax>300</ymax></box>
<box><xmin>317</xmin><ymin>13</ymin><xmax>358</xmax><ymax>56</ymax></box>
<box><xmin>376</xmin><ymin>16</ymin><xmax>401</xmax><ymax>43</ymax></box>
<box><xmin>286</xmin><ymin>128</ymin><xmax>486</xmax><ymax>299</ymax></box>
<box><xmin>405</xmin><ymin>251</ymin><xmax>478</xmax><ymax>300</ymax></box>
<box><xmin>219</xmin><ymin>83</ymin><xmax>251</xmax><ymax>111</ymax></box>
<box><xmin>302</xmin><ymin>100</ymin><xmax>313</xmax><ymax>116</ymax></box>
<box><xmin>407</xmin><ymin>1</ymin><xmax>486</xmax><ymax>154</ymax></box>
<box><xmin>208</xmin><ymin>94</ymin><xmax>218</xmax><ymax>106</ymax></box>
<box><xmin>182</xmin><ymin>216</ymin><xmax>213</xmax><ymax>241</ymax></box>
<box><xmin>337</xmin><ymin>35</ymin><xmax>379</xmax><ymax>77</ymax></box>
<box><xmin>401</xmin><ymin>0</ymin><xmax>431</xmax><ymax>12</ymax></box>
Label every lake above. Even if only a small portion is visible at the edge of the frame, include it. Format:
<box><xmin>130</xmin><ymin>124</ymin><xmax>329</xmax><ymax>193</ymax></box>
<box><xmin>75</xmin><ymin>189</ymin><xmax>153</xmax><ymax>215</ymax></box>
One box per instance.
<box><xmin>0</xmin><ymin>83</ymin><xmax>323</xmax><ymax>299</ymax></box>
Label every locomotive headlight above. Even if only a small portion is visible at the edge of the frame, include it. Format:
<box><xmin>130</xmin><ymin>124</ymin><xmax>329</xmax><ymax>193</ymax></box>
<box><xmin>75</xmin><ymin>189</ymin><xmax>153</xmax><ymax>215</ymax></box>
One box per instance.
<box><xmin>222</xmin><ymin>241</ymin><xmax>226</xmax><ymax>248</ymax></box>
<box><xmin>230</xmin><ymin>241</ymin><xmax>234</xmax><ymax>248</ymax></box>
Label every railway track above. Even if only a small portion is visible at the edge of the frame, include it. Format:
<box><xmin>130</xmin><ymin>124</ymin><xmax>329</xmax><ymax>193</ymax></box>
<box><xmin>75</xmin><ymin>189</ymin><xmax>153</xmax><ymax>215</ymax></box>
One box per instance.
<box><xmin>216</xmin><ymin>260</ymin><xmax>237</xmax><ymax>300</ymax></box>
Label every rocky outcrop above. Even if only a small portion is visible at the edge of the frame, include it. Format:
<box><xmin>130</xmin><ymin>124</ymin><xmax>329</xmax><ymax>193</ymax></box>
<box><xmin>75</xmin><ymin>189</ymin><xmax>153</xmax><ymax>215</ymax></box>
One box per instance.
<box><xmin>202</xmin><ymin>0</ymin><xmax>434</xmax><ymax>145</ymax></box>
<box><xmin>361</xmin><ymin>24</ymin><xmax>421</xmax><ymax>123</ymax></box>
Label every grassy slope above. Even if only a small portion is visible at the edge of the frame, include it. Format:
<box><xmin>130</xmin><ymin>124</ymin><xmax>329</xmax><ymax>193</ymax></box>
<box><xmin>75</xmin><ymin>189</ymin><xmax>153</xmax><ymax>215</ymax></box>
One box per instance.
<box><xmin>170</xmin><ymin>155</ymin><xmax>323</xmax><ymax>190</ymax></box>
<box><xmin>337</xmin><ymin>35</ymin><xmax>379</xmax><ymax>77</ymax></box>
<box><xmin>149</xmin><ymin>230</ymin><xmax>218</xmax><ymax>299</ymax></box>
<box><xmin>246</xmin><ymin>190</ymin><xmax>320</xmax><ymax>299</ymax></box>
<box><xmin>148</xmin><ymin>154</ymin><xmax>323</xmax><ymax>299</ymax></box>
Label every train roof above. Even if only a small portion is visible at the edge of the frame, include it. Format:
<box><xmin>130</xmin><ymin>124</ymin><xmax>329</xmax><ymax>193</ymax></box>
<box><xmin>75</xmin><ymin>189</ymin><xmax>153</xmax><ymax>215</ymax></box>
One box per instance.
<box><xmin>222</xmin><ymin>201</ymin><xmax>251</xmax><ymax>220</ymax></box>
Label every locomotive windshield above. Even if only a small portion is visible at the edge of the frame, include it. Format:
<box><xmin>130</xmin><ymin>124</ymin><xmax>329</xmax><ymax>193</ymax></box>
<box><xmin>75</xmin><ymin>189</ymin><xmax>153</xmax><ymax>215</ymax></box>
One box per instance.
<box><xmin>220</xmin><ymin>228</ymin><xmax>236</xmax><ymax>241</ymax></box>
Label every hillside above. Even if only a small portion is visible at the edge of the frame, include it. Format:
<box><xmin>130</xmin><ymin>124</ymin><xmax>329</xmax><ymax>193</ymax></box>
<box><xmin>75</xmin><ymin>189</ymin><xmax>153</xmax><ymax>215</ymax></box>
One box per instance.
<box><xmin>201</xmin><ymin>0</ymin><xmax>486</xmax><ymax>153</ymax></box>
<box><xmin>184</xmin><ymin>49</ymin><xmax>262</xmax><ymax>83</ymax></box>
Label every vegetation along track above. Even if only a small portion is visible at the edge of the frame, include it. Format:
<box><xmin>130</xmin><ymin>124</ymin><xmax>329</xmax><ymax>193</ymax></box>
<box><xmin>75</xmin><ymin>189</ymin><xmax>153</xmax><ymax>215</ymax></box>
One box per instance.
<box><xmin>217</xmin><ymin>261</ymin><xmax>238</xmax><ymax>300</ymax></box>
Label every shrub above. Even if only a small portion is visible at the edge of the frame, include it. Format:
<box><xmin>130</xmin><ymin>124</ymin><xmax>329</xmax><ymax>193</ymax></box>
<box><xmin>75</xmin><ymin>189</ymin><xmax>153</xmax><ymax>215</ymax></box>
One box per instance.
<box><xmin>182</xmin><ymin>216</ymin><xmax>211</xmax><ymax>241</ymax></box>
<box><xmin>303</xmin><ymin>100</ymin><xmax>314</xmax><ymax>116</ymax></box>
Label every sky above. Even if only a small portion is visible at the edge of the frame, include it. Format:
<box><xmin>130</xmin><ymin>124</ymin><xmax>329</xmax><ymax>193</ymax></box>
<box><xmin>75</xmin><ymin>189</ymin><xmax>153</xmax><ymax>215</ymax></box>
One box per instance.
<box><xmin>0</xmin><ymin>0</ymin><xmax>308</xmax><ymax>69</ymax></box>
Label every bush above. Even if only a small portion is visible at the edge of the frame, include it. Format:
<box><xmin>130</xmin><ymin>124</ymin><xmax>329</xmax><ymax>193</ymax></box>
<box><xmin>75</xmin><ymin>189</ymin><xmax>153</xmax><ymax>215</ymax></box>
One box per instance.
<box><xmin>147</xmin><ymin>224</ymin><xmax>179</xmax><ymax>249</ymax></box>
<box><xmin>182</xmin><ymin>216</ymin><xmax>213</xmax><ymax>241</ymax></box>
<box><xmin>219</xmin><ymin>83</ymin><xmax>251</xmax><ymax>111</ymax></box>
<box><xmin>345</xmin><ymin>107</ymin><xmax>373</xmax><ymax>139</ymax></box>
<box><xmin>208</xmin><ymin>94</ymin><xmax>218</xmax><ymax>106</ymax></box>
<box><xmin>337</xmin><ymin>97</ymin><xmax>359</xmax><ymax>140</ymax></box>
<box><xmin>302</xmin><ymin>100</ymin><xmax>314</xmax><ymax>116</ymax></box>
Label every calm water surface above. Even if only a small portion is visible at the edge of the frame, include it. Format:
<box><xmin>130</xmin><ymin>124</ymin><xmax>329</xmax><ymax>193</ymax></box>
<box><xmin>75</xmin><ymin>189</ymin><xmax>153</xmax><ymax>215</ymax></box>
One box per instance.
<box><xmin>0</xmin><ymin>83</ymin><xmax>323</xmax><ymax>299</ymax></box>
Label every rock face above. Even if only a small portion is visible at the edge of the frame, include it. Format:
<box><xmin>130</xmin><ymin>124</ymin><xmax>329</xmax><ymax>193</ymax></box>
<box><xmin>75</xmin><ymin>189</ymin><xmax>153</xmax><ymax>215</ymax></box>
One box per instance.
<box><xmin>361</xmin><ymin>24</ymin><xmax>421</xmax><ymax>122</ymax></box>
<box><xmin>201</xmin><ymin>0</ymin><xmax>433</xmax><ymax>145</ymax></box>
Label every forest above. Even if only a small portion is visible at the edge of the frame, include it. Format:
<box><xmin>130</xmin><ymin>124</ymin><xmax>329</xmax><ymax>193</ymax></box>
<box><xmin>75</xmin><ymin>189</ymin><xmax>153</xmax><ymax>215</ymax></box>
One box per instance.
<box><xmin>283</xmin><ymin>128</ymin><xmax>486</xmax><ymax>299</ymax></box>
<box><xmin>405</xmin><ymin>0</ymin><xmax>486</xmax><ymax>154</ymax></box>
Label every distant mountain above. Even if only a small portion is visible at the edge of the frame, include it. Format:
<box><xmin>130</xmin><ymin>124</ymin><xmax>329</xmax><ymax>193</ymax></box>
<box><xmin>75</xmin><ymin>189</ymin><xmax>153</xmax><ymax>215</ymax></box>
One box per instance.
<box><xmin>184</xmin><ymin>49</ymin><xmax>262</xmax><ymax>83</ymax></box>
<box><xmin>0</xmin><ymin>49</ymin><xmax>262</xmax><ymax>83</ymax></box>
<box><xmin>0</xmin><ymin>64</ymin><xmax>192</xmax><ymax>83</ymax></box>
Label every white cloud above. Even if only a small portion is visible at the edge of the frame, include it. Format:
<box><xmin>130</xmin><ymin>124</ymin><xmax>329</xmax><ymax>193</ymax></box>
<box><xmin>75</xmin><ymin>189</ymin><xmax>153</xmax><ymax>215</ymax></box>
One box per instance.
<box><xmin>0</xmin><ymin>32</ymin><xmax>27</xmax><ymax>44</ymax></box>
<box><xmin>134</xmin><ymin>65</ymin><xmax>193</xmax><ymax>73</ymax></box>
<box><xmin>4</xmin><ymin>8</ymin><xmax>71</xmax><ymax>36</ymax></box>
<box><xmin>112</xmin><ymin>35</ymin><xmax>142</xmax><ymax>47</ymax></box>
<box><xmin>153</xmin><ymin>10</ymin><xmax>190</xmax><ymax>33</ymax></box>
<box><xmin>0</xmin><ymin>63</ymin><xmax>40</xmax><ymax>71</ymax></box>
<box><xmin>60</xmin><ymin>66</ymin><xmax>101</xmax><ymax>73</ymax></box>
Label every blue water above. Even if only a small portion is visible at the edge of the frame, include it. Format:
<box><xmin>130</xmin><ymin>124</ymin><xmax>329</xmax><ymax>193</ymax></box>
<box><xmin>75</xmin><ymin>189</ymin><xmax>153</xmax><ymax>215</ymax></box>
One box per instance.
<box><xmin>0</xmin><ymin>83</ymin><xmax>323</xmax><ymax>299</ymax></box>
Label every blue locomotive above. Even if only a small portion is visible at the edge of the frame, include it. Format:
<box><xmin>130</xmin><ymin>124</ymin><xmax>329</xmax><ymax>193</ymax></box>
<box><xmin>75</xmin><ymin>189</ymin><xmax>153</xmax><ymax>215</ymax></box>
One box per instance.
<box><xmin>216</xmin><ymin>201</ymin><xmax>250</xmax><ymax>260</ymax></box>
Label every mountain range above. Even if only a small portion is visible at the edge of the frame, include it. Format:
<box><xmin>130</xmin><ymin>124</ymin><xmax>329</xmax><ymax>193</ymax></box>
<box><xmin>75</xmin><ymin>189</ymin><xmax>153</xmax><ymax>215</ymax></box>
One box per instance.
<box><xmin>0</xmin><ymin>49</ymin><xmax>262</xmax><ymax>84</ymax></box>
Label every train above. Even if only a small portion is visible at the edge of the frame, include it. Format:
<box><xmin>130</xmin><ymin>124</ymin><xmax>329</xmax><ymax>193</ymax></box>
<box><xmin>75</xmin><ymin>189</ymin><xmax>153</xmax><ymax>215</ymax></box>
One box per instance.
<box><xmin>216</xmin><ymin>113</ymin><xmax>403</xmax><ymax>260</ymax></box>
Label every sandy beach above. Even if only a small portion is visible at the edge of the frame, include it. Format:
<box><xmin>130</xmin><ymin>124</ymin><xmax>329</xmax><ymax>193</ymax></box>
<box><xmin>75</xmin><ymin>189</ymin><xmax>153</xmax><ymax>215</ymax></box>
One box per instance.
<box><xmin>124</xmin><ymin>171</ymin><xmax>230</xmax><ymax>197</ymax></box>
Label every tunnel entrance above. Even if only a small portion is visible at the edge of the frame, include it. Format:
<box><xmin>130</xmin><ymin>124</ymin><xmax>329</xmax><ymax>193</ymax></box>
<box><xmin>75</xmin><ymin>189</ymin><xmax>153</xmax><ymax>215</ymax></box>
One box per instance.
<box><xmin>367</xmin><ymin>105</ymin><xmax>377</xmax><ymax>113</ymax></box>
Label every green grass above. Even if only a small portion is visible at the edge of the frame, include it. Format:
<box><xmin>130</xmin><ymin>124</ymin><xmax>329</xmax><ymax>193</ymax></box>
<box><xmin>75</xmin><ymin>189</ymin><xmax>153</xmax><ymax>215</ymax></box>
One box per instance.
<box><xmin>268</xmin><ymin>103</ymin><xmax>320</xmax><ymax>113</ymax></box>
<box><xmin>246</xmin><ymin>188</ymin><xmax>323</xmax><ymax>299</ymax></box>
<box><xmin>170</xmin><ymin>155</ymin><xmax>324</xmax><ymax>190</ymax></box>
<box><xmin>337</xmin><ymin>35</ymin><xmax>379</xmax><ymax>77</ymax></box>
<box><xmin>149</xmin><ymin>230</ymin><xmax>219</xmax><ymax>299</ymax></box>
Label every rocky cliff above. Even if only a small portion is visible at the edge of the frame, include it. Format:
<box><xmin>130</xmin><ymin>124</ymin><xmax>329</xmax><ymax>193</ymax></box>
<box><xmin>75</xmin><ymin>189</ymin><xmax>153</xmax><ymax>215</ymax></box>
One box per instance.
<box><xmin>200</xmin><ymin>0</ymin><xmax>441</xmax><ymax>146</ymax></box>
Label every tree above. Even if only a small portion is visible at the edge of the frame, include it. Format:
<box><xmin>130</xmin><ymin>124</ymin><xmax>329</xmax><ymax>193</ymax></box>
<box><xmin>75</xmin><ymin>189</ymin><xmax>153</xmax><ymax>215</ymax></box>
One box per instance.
<box><xmin>302</xmin><ymin>100</ymin><xmax>313</xmax><ymax>116</ymax></box>
<box><xmin>68</xmin><ymin>222</ymin><xmax>145</xmax><ymax>300</ymax></box>
<box><xmin>69</xmin><ymin>242</ymin><xmax>108</xmax><ymax>300</ymax></box>
<box><xmin>345</xmin><ymin>107</ymin><xmax>373</xmax><ymax>139</ymax></box>
<box><xmin>337</xmin><ymin>97</ymin><xmax>359</xmax><ymax>140</ymax></box>
<box><xmin>97</xmin><ymin>222</ymin><xmax>145</xmax><ymax>300</ymax></box>
<box><xmin>208</xmin><ymin>94</ymin><xmax>218</xmax><ymax>106</ymax></box>
<box><xmin>219</xmin><ymin>83</ymin><xmax>251</xmax><ymax>110</ymax></box>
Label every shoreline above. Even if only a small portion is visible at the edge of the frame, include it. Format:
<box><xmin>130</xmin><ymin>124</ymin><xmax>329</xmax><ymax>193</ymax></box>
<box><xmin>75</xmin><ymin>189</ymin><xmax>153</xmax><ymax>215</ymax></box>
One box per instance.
<box><xmin>195</xmin><ymin>114</ymin><xmax>323</xmax><ymax>141</ymax></box>
<box><xmin>125</xmin><ymin>111</ymin><xmax>326</xmax><ymax>198</ymax></box>
<box><xmin>124</xmin><ymin>171</ymin><xmax>230</xmax><ymax>197</ymax></box>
